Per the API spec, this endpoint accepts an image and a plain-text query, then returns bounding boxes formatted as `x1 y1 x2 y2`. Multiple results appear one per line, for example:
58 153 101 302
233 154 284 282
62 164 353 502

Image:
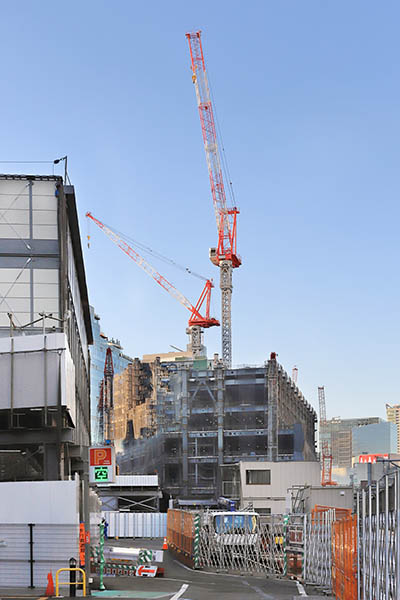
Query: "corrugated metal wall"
0 524 79 588
99 475 159 487
103 512 167 538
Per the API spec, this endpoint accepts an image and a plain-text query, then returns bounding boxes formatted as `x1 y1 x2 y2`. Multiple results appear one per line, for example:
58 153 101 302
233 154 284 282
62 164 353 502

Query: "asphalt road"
89 538 306 600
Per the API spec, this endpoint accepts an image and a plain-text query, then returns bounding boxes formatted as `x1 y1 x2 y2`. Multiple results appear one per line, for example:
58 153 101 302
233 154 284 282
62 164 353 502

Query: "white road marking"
172 560 195 572
170 583 189 600
296 580 307 595
242 580 275 599
163 577 191 583
172 559 246 578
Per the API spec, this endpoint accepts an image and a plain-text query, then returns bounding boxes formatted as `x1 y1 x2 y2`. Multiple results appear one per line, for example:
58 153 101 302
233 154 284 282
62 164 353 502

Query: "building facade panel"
239 460 321 514
320 416 382 468
89 306 133 444
386 403 400 453
352 421 397 458
0 174 92 484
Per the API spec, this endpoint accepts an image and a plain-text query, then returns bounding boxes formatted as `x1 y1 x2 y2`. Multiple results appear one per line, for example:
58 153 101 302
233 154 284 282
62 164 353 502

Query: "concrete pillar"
43 443 59 480
267 353 278 462
82 448 90 586
216 364 225 497
181 369 189 496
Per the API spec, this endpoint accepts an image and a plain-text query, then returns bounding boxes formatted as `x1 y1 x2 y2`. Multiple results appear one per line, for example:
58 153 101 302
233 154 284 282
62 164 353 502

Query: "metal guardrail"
55 567 86 597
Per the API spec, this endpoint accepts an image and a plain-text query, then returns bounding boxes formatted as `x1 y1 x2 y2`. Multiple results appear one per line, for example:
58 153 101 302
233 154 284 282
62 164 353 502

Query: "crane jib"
85 212 219 330
186 32 240 266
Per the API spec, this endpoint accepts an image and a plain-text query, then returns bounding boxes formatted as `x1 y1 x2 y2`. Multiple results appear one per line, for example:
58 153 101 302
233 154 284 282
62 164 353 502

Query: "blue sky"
1 1 399 420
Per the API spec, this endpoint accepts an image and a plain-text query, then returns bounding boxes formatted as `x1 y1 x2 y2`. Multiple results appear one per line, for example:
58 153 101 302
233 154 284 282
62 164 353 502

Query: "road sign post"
98 521 105 591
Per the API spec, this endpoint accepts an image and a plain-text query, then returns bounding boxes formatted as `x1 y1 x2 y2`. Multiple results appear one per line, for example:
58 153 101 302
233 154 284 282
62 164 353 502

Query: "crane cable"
207 70 237 209
86 216 208 283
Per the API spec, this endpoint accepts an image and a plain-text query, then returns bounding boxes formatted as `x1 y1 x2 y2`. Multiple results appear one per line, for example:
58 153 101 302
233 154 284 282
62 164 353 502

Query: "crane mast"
86 212 219 358
318 386 336 486
97 380 104 443
186 31 240 368
104 347 115 442
97 348 115 443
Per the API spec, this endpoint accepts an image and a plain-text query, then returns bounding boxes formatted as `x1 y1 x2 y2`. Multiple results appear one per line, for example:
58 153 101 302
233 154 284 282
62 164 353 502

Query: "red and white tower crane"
186 31 240 368
86 212 219 357
103 347 114 442
318 386 336 486
97 347 114 443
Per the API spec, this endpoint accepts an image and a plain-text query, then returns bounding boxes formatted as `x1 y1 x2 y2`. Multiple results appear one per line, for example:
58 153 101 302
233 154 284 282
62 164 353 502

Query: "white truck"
202 510 259 548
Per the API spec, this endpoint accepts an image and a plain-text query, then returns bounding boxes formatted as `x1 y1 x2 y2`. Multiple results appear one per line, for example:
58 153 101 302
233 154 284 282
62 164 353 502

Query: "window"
214 514 258 533
255 508 271 515
246 469 271 485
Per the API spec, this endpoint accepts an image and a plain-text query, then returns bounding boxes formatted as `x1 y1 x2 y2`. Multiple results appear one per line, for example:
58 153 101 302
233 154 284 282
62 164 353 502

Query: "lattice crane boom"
97 347 115 444
104 347 114 442
318 385 327 424
186 30 240 368
86 212 219 356
186 31 241 267
318 386 337 486
186 31 240 265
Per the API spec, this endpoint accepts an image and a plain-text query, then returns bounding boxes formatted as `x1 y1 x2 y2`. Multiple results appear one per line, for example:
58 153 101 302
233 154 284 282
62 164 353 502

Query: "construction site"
117 352 317 504
87 31 319 506
1 15 396 599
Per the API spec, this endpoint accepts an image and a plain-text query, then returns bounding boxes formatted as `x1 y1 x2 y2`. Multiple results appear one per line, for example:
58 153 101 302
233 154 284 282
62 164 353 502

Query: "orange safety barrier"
167 509 195 567
312 505 352 522
331 514 357 600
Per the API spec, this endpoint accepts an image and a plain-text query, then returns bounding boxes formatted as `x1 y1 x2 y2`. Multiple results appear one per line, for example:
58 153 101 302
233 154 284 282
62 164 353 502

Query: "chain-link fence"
167 508 342 591
198 513 288 575
357 469 400 600
303 511 333 588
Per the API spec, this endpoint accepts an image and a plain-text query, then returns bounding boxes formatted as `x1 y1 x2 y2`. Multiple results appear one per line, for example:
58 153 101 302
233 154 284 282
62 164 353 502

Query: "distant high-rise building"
113 357 170 441
89 306 132 443
352 421 397 459
320 417 382 468
386 404 400 453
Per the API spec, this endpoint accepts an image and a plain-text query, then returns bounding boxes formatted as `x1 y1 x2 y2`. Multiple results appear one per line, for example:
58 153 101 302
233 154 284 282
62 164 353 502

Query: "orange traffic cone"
45 571 55 597
162 537 168 550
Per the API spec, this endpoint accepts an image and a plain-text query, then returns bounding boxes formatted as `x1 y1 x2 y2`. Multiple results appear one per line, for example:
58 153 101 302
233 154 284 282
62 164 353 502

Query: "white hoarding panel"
0 333 76 423
0 480 79 524
103 512 167 538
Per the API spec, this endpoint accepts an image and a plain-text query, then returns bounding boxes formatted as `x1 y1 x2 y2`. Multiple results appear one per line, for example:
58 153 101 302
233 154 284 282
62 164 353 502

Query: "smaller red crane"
86 212 219 357
97 347 115 443
318 386 337 486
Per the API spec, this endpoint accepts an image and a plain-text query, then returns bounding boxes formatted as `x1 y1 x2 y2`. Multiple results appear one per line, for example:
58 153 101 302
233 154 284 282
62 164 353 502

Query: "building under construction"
118 352 318 504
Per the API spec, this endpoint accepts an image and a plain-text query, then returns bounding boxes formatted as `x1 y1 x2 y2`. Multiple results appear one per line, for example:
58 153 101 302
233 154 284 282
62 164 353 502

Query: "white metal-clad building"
239 460 321 514
98 475 162 512
0 174 92 481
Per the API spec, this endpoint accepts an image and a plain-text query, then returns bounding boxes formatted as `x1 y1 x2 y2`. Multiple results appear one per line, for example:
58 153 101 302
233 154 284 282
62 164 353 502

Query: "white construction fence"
103 512 167 538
